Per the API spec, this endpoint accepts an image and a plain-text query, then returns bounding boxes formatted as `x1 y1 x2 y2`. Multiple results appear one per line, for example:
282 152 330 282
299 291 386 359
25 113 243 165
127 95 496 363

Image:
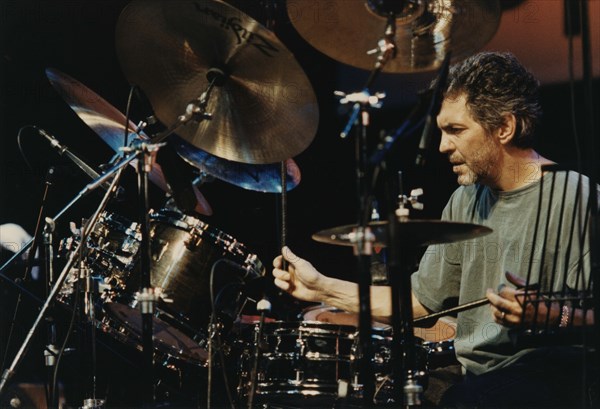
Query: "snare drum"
299 305 457 403
237 321 357 400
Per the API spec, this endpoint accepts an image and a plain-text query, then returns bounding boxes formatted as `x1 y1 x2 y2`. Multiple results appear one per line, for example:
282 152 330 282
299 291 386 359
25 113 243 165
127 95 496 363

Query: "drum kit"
0 0 502 407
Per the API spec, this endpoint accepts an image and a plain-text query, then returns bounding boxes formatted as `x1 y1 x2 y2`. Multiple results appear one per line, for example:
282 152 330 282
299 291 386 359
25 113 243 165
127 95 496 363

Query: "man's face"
436 94 501 186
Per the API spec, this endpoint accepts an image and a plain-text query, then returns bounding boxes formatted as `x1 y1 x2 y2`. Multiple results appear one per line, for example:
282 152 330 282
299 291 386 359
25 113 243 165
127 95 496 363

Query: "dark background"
0 0 597 405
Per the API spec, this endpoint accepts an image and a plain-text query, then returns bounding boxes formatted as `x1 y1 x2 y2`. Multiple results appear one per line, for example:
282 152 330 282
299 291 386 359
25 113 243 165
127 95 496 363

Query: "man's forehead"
437 95 470 125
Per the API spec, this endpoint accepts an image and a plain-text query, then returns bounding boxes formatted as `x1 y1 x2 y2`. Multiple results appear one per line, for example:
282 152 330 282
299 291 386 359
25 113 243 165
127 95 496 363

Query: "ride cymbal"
287 0 501 73
313 219 492 247
115 0 319 164
45 67 213 216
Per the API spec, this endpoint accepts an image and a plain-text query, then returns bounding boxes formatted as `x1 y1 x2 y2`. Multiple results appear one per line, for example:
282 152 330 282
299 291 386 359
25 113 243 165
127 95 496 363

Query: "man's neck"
488 148 554 191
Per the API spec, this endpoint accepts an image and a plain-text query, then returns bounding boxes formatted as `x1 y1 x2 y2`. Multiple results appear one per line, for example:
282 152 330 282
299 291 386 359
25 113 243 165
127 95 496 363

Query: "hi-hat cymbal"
45 67 213 216
313 219 492 247
287 0 501 73
115 0 319 165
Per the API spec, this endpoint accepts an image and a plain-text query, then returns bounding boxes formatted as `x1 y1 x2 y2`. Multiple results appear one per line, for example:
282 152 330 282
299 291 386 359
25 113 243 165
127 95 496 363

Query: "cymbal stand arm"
148 71 222 145
0 158 128 397
366 13 397 86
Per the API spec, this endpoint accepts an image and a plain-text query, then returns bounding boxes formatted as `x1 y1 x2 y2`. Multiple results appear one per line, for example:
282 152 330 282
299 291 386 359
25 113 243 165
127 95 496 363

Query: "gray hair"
442 52 542 148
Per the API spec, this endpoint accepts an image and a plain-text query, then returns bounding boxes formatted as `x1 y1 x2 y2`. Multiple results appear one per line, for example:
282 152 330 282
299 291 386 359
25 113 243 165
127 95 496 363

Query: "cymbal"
312 219 492 247
175 138 300 193
115 0 319 164
287 0 501 73
45 67 213 216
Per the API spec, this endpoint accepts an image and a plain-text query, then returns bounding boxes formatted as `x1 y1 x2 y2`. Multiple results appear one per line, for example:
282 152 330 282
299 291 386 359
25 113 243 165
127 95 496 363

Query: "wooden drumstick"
414 297 489 325
280 161 288 271
414 280 539 325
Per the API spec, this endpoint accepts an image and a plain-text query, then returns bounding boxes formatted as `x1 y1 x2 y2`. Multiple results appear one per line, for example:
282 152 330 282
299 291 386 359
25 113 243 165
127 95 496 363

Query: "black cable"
123 85 135 150
208 259 235 409
16 125 37 174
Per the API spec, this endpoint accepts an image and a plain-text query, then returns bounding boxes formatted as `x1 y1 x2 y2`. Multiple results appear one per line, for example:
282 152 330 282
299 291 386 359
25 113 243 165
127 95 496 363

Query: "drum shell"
237 321 358 399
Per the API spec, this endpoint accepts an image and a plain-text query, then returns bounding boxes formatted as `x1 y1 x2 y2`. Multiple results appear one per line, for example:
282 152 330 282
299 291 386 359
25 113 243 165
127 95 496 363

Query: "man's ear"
496 113 517 145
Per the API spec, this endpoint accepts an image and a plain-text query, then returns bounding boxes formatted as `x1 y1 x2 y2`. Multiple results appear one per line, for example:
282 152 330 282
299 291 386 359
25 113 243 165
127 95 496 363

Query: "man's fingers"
505 271 527 288
487 289 513 314
273 255 283 268
282 246 302 264
274 278 290 291
272 269 290 281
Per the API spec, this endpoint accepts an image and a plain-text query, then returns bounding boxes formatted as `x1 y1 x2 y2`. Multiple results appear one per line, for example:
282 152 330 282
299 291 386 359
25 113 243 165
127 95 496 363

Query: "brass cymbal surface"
287 0 501 73
313 219 493 247
46 67 213 216
116 0 319 164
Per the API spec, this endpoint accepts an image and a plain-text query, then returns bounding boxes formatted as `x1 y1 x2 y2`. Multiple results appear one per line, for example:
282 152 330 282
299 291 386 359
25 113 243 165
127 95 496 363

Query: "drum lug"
184 230 202 250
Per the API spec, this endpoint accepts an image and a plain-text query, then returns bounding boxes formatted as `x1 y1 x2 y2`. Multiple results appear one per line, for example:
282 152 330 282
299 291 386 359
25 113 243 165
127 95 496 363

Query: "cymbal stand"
335 13 398 405
0 153 133 397
131 70 222 404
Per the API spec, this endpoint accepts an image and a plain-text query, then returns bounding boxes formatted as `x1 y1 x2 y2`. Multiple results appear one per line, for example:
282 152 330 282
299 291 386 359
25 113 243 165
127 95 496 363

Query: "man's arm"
272 246 432 323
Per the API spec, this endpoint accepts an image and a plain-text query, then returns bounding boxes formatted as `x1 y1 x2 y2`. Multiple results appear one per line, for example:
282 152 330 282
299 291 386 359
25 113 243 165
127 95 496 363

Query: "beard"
450 140 500 186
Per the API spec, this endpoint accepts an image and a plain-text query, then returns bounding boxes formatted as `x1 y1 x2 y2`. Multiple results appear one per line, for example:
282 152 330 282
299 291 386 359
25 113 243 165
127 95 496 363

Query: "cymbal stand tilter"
335 9 399 405
0 152 134 399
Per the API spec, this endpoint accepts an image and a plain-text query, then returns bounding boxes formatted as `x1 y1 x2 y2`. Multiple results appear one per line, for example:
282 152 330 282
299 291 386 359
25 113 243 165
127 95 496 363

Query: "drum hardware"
246 296 272 409
0 153 131 398
328 4 423 402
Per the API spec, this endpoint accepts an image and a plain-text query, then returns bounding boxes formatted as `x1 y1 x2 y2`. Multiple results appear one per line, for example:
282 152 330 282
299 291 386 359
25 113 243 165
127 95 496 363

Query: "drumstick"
413 280 540 325
414 297 489 325
280 161 288 271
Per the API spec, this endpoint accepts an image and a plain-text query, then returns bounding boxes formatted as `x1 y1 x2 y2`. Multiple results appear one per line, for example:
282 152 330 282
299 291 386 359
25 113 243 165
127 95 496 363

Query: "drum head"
102 302 208 365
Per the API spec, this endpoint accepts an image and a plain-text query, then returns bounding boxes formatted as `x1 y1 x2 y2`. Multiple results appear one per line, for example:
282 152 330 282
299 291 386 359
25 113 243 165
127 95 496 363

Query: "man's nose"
439 133 453 154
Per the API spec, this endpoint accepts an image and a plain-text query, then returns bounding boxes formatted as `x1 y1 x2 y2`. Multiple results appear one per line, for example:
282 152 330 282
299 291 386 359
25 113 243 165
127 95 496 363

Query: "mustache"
448 155 464 165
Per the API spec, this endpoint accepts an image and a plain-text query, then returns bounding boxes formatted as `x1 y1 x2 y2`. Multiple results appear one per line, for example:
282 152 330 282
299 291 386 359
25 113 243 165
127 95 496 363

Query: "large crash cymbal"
287 0 501 73
313 219 492 248
45 67 213 216
115 0 319 165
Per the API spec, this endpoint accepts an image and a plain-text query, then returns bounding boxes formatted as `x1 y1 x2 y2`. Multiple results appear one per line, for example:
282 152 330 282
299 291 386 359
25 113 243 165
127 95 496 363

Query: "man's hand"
487 272 551 327
272 246 326 303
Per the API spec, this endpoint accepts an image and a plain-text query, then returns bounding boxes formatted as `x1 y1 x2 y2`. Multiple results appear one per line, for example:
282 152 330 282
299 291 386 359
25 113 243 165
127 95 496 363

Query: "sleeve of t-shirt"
411 189 463 313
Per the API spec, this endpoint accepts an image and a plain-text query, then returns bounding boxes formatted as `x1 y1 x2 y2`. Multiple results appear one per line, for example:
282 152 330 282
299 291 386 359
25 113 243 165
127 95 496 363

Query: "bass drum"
102 209 265 366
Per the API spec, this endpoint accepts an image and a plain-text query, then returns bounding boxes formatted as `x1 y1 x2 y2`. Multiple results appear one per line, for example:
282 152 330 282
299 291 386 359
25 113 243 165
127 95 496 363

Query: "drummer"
272 52 595 407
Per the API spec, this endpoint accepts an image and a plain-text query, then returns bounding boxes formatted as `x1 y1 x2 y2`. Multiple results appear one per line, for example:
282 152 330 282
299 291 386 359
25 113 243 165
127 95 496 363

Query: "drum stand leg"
246 298 272 409
0 159 130 398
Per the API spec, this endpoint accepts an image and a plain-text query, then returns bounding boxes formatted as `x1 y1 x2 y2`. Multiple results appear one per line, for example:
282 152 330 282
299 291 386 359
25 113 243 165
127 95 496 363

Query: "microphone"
415 52 452 166
35 127 125 196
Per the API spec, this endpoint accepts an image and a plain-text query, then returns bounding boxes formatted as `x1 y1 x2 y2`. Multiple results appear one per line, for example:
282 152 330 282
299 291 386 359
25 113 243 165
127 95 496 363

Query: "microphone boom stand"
0 154 134 397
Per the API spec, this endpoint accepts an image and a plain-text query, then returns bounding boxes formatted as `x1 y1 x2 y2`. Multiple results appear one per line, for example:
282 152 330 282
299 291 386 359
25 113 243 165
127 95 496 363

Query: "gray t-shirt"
412 170 593 375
